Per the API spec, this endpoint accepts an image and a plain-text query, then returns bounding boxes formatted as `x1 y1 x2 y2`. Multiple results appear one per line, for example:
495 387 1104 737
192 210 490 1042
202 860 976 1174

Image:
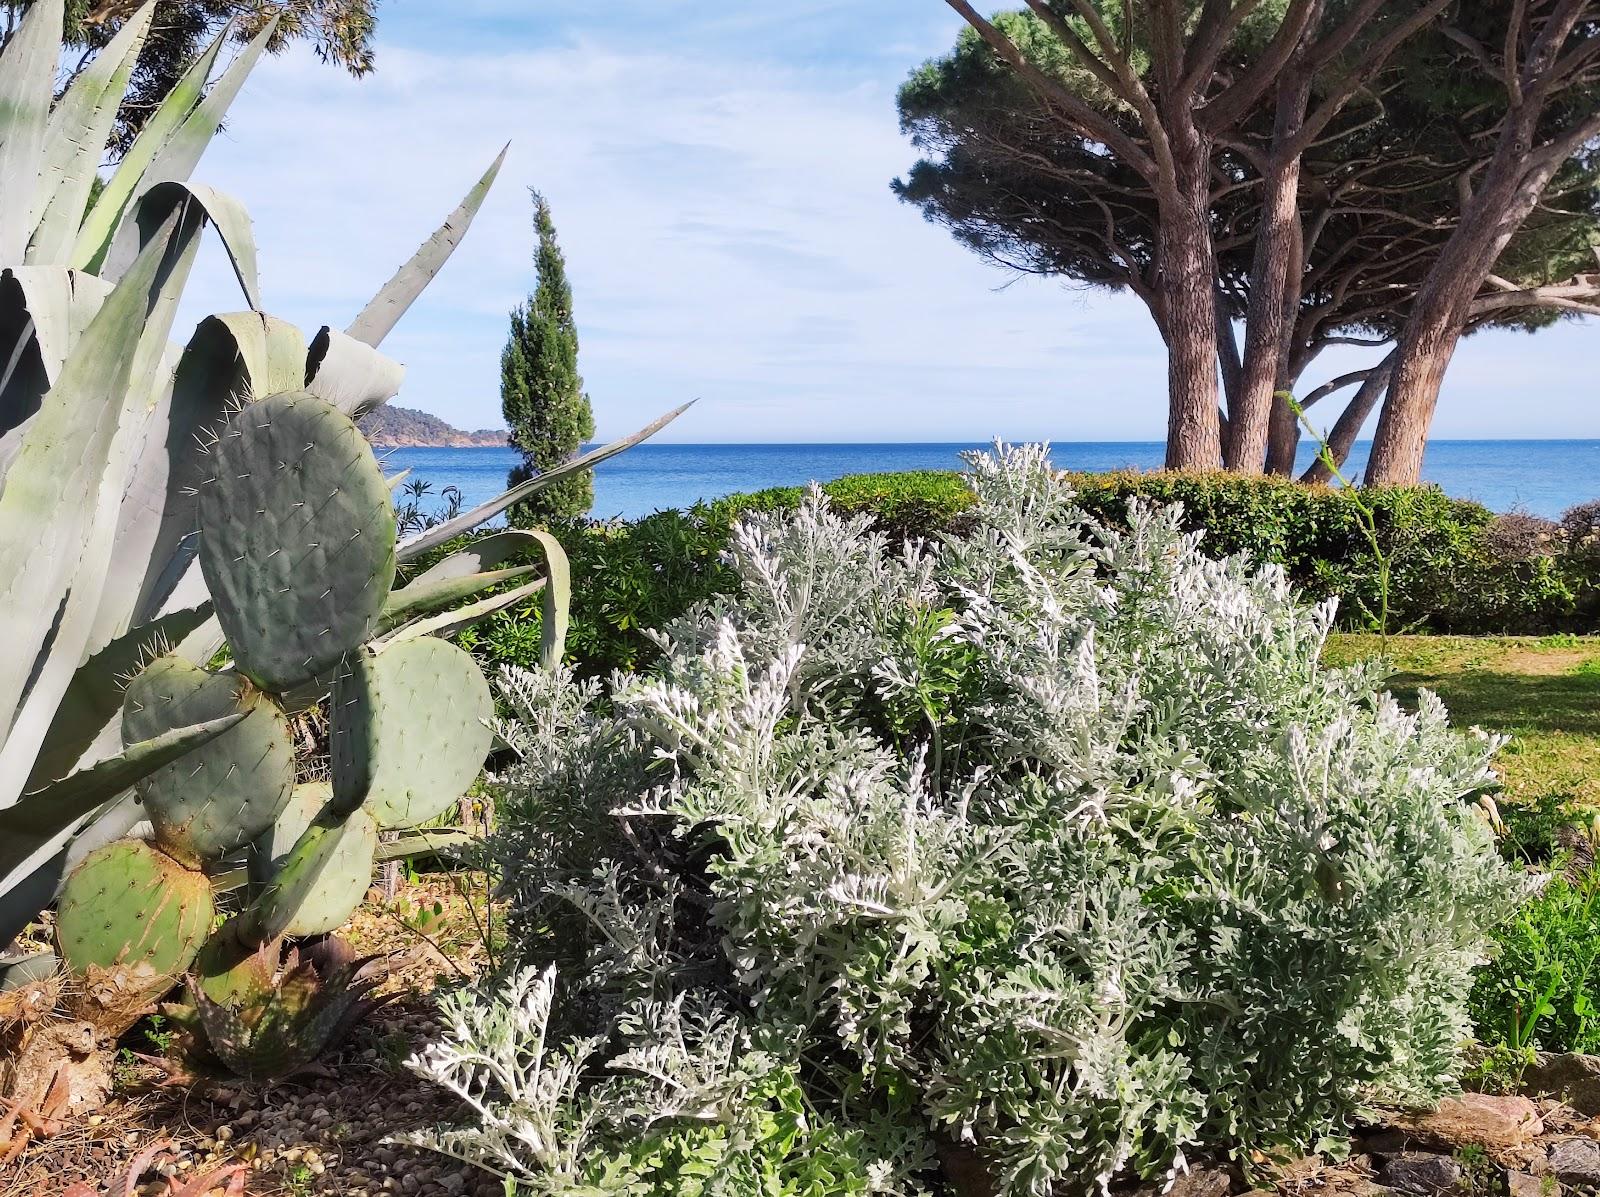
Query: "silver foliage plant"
408 444 1516 1196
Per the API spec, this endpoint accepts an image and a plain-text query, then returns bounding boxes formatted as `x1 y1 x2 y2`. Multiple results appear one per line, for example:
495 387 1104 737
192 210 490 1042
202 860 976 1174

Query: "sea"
378 440 1600 523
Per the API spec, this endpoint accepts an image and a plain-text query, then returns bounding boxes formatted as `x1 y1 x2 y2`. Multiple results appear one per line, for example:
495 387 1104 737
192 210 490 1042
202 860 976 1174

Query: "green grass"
1325 634 1600 806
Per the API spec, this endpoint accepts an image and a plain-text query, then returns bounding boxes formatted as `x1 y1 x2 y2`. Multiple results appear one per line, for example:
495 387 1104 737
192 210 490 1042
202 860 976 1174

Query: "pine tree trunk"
1159 131 1223 471
1301 360 1393 484
1366 106 1566 485
1227 74 1312 474
1265 394 1300 475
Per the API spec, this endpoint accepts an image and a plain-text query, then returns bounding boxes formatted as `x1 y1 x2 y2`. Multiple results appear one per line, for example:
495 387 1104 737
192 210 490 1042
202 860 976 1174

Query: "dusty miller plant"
406 445 1516 1196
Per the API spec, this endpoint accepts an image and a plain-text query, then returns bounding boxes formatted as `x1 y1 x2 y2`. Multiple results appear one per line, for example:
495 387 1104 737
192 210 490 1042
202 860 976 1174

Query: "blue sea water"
379 440 1600 523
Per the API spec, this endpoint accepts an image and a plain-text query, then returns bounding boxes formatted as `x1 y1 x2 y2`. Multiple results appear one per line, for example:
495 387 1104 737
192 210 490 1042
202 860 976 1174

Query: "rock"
1385 1094 1544 1151
1506 1171 1548 1197
1549 1137 1600 1186
1379 1152 1464 1193
1168 1166 1233 1197
1525 1054 1600 1116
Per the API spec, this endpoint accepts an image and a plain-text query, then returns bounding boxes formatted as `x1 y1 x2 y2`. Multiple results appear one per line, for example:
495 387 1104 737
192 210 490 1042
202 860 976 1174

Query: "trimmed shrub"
410 447 1514 1196
445 468 1600 683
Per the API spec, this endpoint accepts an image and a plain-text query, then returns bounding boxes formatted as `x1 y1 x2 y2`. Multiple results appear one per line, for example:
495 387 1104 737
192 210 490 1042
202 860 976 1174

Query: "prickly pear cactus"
55 841 213 984
122 656 295 866
250 787 378 940
196 390 397 693
330 638 494 827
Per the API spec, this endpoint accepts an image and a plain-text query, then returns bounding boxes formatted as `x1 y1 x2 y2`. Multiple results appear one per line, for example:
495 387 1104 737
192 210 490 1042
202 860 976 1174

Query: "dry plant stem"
1288 390 1392 647
383 907 473 984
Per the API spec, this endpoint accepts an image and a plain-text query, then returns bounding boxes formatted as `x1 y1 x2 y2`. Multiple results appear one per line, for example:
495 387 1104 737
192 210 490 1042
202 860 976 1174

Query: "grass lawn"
1325 634 1600 807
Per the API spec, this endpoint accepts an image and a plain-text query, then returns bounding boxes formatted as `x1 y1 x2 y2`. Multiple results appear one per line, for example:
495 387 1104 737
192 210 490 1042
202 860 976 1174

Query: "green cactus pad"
56 840 213 983
191 919 277 1007
122 656 295 866
329 638 492 828
249 787 377 940
196 390 397 693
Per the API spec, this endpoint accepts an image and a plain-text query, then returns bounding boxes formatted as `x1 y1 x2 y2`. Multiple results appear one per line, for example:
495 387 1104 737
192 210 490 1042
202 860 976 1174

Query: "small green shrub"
1470 873 1600 1056
413 446 1515 1196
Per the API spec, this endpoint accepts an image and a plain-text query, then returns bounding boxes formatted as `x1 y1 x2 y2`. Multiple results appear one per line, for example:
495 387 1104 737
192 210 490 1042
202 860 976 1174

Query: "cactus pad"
190 919 277 1007
56 841 213 984
122 655 295 865
329 638 492 828
250 787 377 939
196 390 397 692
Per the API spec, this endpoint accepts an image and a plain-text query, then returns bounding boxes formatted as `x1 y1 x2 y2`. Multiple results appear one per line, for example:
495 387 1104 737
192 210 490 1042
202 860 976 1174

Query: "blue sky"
175 1 1597 442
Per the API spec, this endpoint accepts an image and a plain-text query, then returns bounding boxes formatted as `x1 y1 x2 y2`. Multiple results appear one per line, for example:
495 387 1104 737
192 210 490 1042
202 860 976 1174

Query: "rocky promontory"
359 404 507 448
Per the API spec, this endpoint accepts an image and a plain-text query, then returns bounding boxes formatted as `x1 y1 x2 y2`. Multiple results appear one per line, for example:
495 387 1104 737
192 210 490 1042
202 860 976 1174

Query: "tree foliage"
901 2 1600 480
1 0 380 153
502 190 596 524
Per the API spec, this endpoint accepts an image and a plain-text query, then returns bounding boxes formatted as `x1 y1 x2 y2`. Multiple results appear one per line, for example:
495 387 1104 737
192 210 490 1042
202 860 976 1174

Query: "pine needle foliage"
410 445 1517 1196
502 189 595 524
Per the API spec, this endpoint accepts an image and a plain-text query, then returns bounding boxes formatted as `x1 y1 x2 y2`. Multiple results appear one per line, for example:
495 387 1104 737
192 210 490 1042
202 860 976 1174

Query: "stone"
1549 1137 1600 1187
1506 1171 1550 1197
1379 1152 1464 1194
1525 1054 1600 1117
1167 1166 1233 1197
1385 1093 1544 1151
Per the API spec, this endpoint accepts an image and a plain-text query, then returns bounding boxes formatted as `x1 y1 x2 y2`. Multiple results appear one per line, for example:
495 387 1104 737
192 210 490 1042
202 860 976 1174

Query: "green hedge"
447 469 1600 677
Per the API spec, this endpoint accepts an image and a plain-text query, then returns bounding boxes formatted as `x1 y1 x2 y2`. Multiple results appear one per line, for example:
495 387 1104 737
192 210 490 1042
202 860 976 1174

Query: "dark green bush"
455 471 979 679
449 468 1600 679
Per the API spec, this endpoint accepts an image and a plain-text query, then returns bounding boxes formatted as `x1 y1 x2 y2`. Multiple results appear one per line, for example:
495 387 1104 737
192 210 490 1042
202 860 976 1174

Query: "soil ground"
3 872 504 1197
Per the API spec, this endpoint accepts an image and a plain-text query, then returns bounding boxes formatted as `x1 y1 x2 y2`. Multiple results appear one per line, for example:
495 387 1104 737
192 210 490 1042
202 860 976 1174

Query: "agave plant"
161 934 390 1084
0 0 687 957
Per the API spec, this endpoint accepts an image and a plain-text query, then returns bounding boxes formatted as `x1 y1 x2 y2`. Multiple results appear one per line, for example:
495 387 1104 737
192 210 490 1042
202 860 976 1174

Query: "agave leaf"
128 18 280 220
304 325 405 418
344 143 508 348
407 529 544 586
0 950 57 991
375 829 476 863
0 0 62 264
385 468 412 490
525 530 572 670
378 576 547 648
0 213 180 739
0 712 245 900
377 565 539 637
73 21 228 272
27 602 216 795
0 267 115 445
0 267 115 390
104 181 262 308
213 829 475 896
0 204 205 808
27 1 157 265
396 402 694 562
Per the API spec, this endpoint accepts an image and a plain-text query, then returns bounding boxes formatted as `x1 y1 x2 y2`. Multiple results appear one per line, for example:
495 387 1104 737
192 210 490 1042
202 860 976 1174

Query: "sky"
174 0 1598 443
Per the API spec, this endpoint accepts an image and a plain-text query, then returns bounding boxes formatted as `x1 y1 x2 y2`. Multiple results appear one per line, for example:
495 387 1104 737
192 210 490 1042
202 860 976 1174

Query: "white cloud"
170 4 1595 443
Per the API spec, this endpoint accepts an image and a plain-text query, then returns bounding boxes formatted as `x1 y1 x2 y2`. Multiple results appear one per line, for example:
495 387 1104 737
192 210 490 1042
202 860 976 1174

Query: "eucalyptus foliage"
411 445 1515 1196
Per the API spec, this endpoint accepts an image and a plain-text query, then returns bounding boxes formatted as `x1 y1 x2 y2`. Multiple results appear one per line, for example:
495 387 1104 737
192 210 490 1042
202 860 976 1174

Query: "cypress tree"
502 190 595 523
